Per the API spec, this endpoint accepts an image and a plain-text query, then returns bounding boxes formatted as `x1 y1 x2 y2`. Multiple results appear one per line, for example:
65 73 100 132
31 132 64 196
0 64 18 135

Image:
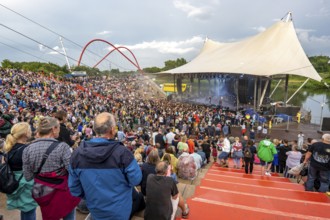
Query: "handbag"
32 141 80 219
0 147 24 194
299 166 308 176
288 163 305 176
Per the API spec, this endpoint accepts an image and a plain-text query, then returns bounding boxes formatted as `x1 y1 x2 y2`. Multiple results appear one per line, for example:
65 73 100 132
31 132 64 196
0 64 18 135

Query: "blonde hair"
37 117 59 136
273 139 279 145
181 135 187 143
134 152 143 163
4 122 31 153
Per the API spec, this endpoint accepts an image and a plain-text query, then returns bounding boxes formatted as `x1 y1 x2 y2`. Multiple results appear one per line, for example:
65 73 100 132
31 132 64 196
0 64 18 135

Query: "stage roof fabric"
161 20 322 81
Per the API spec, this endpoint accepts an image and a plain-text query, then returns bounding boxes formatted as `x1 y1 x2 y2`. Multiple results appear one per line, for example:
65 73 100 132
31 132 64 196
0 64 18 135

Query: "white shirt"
165 132 175 145
222 138 231 152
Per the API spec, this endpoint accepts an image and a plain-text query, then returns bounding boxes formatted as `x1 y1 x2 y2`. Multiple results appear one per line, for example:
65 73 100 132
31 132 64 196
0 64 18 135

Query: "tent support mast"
269 79 282 98
173 74 176 95
257 78 262 111
198 77 201 95
259 79 269 107
236 77 239 111
254 77 257 111
286 78 310 104
284 75 289 106
59 36 71 72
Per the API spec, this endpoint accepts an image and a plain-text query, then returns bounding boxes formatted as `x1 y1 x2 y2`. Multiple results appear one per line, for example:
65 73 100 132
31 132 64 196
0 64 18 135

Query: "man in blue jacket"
69 112 142 220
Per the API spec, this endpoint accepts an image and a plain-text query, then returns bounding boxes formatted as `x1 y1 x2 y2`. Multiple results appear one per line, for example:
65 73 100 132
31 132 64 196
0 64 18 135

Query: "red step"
204 173 303 190
183 198 327 220
200 179 329 203
193 187 330 218
210 164 281 176
207 170 290 182
213 162 262 170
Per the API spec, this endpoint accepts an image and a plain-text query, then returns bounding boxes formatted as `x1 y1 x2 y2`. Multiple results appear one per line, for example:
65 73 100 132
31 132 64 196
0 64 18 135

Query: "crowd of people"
0 67 329 220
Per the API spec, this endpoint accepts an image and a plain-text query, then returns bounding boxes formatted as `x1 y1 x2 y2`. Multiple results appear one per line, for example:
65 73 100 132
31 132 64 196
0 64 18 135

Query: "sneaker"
182 204 190 219
265 171 272 176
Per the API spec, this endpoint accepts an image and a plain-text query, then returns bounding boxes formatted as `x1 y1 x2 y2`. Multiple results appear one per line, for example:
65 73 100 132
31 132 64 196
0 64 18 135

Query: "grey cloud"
173 0 215 20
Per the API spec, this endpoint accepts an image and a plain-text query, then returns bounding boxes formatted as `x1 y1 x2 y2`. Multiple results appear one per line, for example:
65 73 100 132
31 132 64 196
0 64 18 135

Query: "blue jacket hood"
78 139 122 164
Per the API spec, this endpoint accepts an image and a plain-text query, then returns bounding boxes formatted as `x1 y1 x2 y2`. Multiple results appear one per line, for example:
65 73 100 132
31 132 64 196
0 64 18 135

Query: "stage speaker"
238 78 249 104
176 78 182 94
322 117 330 131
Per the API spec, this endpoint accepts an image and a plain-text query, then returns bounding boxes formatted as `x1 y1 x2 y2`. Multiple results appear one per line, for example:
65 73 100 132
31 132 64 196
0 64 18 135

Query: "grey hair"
93 113 115 136
155 161 168 175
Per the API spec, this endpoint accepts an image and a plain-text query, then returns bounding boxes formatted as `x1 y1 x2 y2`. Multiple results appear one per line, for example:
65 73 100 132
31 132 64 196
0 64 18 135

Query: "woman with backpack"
3 122 38 220
243 140 257 174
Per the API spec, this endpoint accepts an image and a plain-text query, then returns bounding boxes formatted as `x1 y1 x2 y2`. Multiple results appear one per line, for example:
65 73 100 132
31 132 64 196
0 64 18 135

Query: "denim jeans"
305 165 330 192
233 157 241 167
63 209 76 220
21 208 36 220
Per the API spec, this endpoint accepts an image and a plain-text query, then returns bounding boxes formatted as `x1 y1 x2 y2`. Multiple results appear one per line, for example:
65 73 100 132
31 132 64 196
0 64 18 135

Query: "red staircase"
182 163 330 220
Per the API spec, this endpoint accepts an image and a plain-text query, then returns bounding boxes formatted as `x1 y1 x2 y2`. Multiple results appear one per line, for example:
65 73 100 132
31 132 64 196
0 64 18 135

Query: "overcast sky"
0 0 329 71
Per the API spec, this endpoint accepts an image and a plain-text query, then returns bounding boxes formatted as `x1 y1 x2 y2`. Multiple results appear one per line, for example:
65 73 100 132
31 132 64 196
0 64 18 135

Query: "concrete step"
204 173 304 190
207 169 290 182
193 187 330 218
200 179 330 203
185 197 328 220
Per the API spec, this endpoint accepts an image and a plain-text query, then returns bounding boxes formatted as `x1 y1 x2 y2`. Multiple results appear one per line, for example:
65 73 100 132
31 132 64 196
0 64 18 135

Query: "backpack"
244 148 253 159
178 155 197 180
0 152 24 194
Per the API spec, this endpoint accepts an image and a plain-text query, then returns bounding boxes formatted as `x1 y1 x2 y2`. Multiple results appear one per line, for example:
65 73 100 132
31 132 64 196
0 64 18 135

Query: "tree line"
1 56 329 90
0 57 188 76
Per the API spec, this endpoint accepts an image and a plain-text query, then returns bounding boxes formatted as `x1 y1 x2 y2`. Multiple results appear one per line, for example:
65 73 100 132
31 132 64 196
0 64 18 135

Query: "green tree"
162 58 187 71
1 59 13 68
309 56 330 74
110 68 120 74
143 67 161 73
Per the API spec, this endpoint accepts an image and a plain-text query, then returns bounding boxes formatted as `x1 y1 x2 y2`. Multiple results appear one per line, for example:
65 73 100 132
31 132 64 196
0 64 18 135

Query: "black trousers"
279 161 286 173
244 158 254 174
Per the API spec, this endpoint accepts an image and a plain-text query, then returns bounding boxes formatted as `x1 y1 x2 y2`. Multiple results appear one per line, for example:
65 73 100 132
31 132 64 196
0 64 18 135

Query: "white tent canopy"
162 19 322 82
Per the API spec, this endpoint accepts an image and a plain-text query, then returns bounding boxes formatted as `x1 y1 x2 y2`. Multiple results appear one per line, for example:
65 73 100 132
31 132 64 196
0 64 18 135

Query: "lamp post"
308 96 329 132
320 102 324 131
